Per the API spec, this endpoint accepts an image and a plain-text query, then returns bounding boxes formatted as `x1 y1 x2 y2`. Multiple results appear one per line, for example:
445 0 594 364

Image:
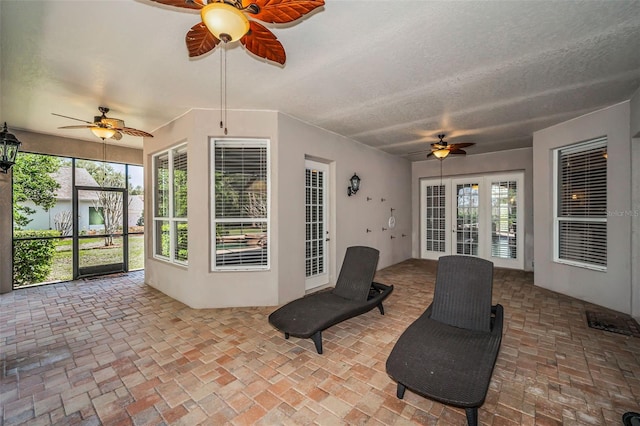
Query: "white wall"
630 87 640 320
411 147 534 270
0 3 8 294
632 85 640 139
533 101 632 314
277 113 412 305
0 170 11 294
144 109 412 308
144 109 279 308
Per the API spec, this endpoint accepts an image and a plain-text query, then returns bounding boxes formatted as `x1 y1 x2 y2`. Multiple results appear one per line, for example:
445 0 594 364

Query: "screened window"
212 139 269 270
554 137 607 269
153 144 188 265
12 153 144 287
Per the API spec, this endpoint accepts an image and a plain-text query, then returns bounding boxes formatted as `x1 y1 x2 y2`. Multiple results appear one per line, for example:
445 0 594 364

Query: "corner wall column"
0 171 13 294
632 136 640 320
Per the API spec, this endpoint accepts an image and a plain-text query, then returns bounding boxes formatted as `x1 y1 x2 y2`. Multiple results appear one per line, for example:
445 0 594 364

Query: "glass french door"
305 160 329 290
489 178 519 262
422 183 448 255
421 173 523 269
454 180 480 256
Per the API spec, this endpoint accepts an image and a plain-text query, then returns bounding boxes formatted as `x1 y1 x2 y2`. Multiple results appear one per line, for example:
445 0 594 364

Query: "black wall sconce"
347 173 360 196
0 122 21 174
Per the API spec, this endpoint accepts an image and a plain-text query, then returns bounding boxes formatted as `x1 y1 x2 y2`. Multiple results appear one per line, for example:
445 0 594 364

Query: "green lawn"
45 234 144 283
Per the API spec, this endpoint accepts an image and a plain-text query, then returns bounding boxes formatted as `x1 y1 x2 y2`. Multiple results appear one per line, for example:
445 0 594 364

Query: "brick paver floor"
2 259 640 425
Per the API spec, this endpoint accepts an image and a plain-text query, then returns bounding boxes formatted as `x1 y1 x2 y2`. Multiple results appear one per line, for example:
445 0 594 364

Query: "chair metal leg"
311 331 323 354
465 407 478 426
377 302 385 315
396 383 406 399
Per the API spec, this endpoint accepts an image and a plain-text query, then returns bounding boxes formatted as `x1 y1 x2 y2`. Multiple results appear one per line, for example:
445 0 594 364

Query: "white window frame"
210 138 270 271
152 143 188 266
553 137 607 271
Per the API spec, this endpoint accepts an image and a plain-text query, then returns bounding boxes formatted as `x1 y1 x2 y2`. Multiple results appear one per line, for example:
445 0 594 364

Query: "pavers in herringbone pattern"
1 260 640 425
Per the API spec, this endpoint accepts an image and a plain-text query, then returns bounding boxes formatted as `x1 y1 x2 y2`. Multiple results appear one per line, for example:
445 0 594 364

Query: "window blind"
213 140 269 269
555 137 607 269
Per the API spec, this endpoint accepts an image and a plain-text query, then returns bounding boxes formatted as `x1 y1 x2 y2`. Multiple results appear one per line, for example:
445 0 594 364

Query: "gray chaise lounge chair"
268 246 393 354
386 255 503 426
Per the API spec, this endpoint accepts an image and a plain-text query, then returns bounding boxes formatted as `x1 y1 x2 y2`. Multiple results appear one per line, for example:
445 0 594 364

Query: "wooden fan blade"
52 113 94 124
186 22 220 57
406 149 431 156
147 0 204 10
58 125 94 129
119 127 154 138
244 0 324 23
449 143 475 149
449 149 467 155
241 21 285 65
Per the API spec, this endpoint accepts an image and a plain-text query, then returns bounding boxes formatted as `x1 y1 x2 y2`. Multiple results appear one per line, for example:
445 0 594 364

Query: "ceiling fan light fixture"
201 2 250 43
91 126 116 140
433 148 450 160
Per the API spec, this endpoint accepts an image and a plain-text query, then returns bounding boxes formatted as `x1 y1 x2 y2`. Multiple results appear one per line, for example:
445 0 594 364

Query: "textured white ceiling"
2 0 640 159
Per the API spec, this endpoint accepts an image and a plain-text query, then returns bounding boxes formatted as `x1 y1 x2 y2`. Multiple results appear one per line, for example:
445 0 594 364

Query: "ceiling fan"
427 134 475 160
52 107 154 140
148 0 325 65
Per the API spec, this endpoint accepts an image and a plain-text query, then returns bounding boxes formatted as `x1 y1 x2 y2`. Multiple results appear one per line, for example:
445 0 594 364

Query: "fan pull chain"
219 44 228 136
224 44 228 135
219 47 224 133
102 139 107 187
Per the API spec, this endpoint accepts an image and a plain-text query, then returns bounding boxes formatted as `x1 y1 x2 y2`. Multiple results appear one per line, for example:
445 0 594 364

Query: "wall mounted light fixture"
0 122 21 174
347 173 361 196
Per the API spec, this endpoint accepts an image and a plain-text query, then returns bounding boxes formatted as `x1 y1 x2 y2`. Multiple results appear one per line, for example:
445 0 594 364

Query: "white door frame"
419 181 450 259
420 172 524 269
305 160 330 290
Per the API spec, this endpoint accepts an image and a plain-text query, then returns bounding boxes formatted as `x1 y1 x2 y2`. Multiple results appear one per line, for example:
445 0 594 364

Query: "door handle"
326 238 330 241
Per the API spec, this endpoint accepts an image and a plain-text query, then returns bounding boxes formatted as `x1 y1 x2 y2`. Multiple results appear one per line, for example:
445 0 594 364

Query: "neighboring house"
23 167 100 234
128 194 144 228
24 167 145 234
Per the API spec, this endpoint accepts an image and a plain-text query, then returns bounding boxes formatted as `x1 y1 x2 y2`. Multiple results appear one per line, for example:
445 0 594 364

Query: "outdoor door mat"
586 310 640 337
